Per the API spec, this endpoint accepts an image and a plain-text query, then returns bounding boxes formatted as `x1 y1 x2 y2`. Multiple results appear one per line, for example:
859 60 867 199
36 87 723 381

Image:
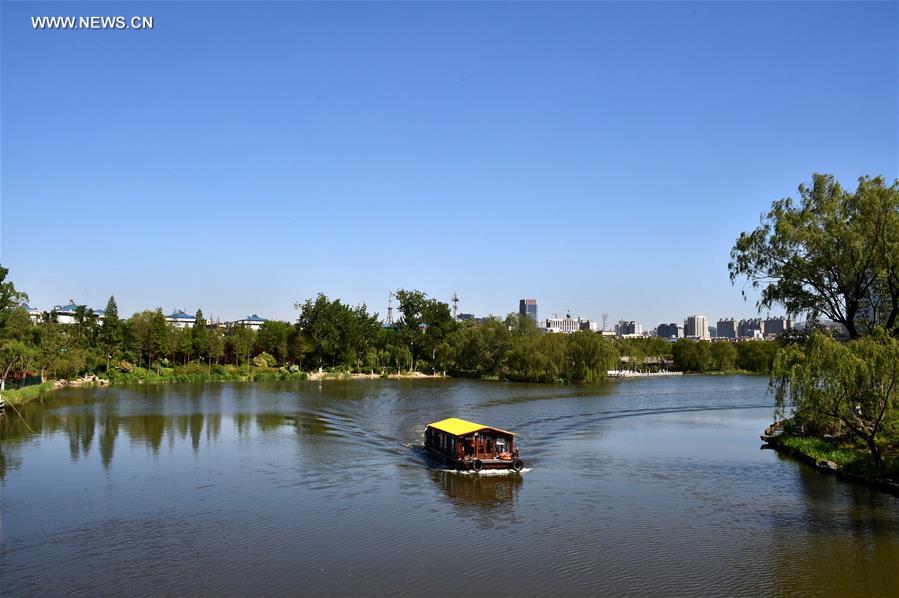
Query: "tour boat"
424 417 524 472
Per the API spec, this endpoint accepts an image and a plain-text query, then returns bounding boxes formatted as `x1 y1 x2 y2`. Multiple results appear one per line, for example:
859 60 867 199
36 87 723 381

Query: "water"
1 376 897 596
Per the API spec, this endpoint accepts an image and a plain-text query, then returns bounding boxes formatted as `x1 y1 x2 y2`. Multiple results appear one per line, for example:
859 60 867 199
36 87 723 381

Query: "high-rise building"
615 320 643 336
579 319 598 332
684 315 710 340
738 318 764 339
657 323 683 339
716 318 737 339
763 317 793 337
519 299 538 324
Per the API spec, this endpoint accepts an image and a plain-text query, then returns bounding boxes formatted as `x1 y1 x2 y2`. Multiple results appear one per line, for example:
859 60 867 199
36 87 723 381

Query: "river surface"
1 376 897 596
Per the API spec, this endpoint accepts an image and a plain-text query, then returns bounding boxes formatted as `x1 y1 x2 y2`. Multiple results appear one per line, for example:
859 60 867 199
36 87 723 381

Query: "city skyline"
2 2 896 326
20 285 795 335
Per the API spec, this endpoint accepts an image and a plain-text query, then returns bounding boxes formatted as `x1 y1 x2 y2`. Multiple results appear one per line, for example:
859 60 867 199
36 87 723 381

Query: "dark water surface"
2 376 897 596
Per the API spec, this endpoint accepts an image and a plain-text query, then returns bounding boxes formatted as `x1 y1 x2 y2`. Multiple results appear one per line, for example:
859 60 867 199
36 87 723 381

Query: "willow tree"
773 330 899 466
729 174 899 338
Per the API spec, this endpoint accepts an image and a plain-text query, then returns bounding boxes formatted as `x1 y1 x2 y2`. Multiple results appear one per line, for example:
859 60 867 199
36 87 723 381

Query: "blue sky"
2 1 897 327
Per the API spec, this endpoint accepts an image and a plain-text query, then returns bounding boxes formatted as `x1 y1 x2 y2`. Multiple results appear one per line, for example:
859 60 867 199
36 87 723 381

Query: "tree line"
1 274 781 388
731 173 899 470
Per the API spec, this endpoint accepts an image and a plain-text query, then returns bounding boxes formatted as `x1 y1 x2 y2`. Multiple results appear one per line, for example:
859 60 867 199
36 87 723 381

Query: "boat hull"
426 446 524 472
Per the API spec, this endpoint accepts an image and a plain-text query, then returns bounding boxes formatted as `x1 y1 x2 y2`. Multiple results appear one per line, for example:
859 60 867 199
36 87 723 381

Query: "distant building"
763 316 793 338
22 304 43 324
684 315 710 340
166 310 196 329
545 313 581 334
519 299 538 324
716 318 737 339
656 323 683 339
579 319 598 332
615 320 643 337
738 318 764 339
52 300 105 325
233 314 267 331
475 315 503 325
457 313 475 322
52 301 80 324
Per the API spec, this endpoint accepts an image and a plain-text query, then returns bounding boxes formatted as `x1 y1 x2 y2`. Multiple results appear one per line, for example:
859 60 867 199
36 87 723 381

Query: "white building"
52 301 105 325
545 314 582 334
233 314 267 331
23 304 43 324
166 310 196 329
684 315 710 340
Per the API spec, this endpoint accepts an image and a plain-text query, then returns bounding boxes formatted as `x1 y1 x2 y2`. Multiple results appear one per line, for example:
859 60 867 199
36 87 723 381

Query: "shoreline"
761 430 899 496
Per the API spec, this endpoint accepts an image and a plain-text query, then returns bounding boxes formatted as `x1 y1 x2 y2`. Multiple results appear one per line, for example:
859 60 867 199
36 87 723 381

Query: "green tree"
207 328 225 368
150 309 168 372
735 340 778 374
393 289 456 371
672 339 711 372
227 326 255 366
295 294 379 369
0 265 28 336
98 296 121 369
124 310 154 368
255 320 291 365
709 342 737 372
191 309 209 364
1 339 37 391
729 174 899 338
773 330 899 466
35 319 63 380
568 331 618 382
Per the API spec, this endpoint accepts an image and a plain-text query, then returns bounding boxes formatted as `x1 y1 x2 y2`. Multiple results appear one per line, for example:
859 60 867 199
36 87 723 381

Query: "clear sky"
1 1 897 327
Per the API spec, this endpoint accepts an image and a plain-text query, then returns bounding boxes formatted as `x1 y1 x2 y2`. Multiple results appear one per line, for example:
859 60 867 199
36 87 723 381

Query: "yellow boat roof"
427 417 515 437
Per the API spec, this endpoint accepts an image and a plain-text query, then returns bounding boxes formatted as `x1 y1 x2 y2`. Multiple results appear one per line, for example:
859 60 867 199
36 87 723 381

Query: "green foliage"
255 320 293 365
227 326 256 366
779 434 899 480
191 309 209 360
2 381 55 406
1 339 37 388
735 340 778 374
295 293 380 369
98 296 121 362
392 289 458 371
773 330 899 466
672 339 711 372
252 351 277 368
709 342 738 372
0 264 28 336
730 174 899 338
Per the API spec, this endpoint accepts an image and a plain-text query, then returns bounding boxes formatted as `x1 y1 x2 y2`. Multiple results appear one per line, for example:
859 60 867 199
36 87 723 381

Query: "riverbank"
762 429 899 496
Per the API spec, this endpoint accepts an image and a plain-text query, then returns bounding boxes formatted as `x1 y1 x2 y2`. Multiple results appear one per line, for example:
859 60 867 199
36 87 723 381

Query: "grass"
2 381 56 406
103 365 308 385
779 433 899 480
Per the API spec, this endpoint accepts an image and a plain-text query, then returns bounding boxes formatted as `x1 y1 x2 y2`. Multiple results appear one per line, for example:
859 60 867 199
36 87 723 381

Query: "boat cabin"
425 417 523 472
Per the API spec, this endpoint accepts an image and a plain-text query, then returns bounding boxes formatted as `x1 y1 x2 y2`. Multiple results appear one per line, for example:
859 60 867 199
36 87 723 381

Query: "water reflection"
430 468 522 512
766 454 899 595
0 391 278 479
4 377 899 596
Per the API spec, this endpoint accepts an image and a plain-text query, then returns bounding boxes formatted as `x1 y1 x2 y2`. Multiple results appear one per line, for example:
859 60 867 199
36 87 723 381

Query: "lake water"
1 376 897 596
